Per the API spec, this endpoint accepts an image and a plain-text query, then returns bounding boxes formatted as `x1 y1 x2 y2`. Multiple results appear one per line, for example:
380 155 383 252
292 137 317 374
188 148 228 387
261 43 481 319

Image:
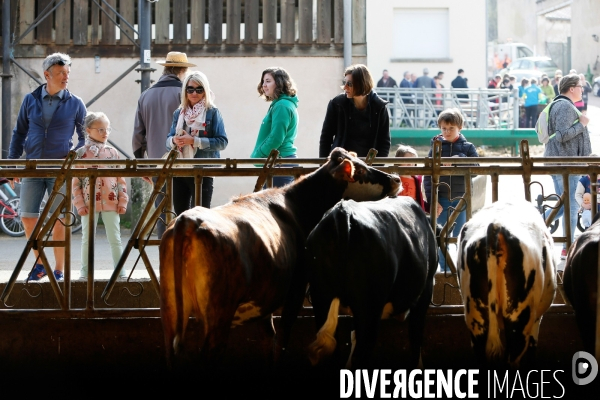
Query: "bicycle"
0 181 82 237
0 181 23 236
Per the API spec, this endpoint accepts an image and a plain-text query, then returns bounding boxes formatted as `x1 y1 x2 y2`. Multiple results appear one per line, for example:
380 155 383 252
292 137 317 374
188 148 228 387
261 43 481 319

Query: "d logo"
572 351 598 385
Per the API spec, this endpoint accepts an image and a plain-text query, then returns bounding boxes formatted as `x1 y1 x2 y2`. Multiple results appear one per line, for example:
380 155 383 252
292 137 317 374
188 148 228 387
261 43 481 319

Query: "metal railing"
376 87 519 129
0 142 597 318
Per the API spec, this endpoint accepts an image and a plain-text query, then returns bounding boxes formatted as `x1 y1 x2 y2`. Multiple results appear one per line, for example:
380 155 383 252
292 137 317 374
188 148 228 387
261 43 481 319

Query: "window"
392 8 450 60
517 47 533 58
535 60 559 69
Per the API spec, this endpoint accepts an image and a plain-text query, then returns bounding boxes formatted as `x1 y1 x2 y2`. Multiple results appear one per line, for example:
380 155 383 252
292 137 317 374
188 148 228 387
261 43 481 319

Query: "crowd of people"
490 68 593 128
1 51 595 279
377 68 470 94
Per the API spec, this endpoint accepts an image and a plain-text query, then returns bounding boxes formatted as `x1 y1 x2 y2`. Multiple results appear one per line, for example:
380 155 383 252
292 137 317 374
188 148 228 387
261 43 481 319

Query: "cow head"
328 147 400 201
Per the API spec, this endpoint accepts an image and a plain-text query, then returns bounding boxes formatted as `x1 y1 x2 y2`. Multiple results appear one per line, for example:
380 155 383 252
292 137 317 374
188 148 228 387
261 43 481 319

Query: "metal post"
2 0 12 159
138 0 152 92
343 0 352 68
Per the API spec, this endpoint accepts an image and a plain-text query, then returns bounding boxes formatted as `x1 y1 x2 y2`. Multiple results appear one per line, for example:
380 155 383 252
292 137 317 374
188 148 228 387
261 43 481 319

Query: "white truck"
488 42 534 76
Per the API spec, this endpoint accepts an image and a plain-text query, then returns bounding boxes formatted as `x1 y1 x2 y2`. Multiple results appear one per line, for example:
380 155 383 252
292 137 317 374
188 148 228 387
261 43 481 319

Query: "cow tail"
172 217 189 354
307 297 341 366
485 222 505 362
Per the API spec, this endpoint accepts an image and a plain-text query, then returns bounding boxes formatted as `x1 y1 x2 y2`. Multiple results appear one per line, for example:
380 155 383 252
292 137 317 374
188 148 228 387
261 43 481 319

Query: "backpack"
535 98 581 144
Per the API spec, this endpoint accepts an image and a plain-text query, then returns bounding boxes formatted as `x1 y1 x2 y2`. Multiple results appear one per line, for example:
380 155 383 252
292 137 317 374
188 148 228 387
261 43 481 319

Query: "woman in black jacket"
319 64 391 158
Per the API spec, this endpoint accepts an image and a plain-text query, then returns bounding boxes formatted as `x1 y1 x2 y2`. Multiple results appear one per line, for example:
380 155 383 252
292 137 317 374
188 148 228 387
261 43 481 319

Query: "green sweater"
541 84 555 103
251 94 299 159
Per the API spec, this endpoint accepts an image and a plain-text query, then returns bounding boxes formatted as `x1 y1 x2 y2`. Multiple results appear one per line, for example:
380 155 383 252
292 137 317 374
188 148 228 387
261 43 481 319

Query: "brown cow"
159 147 400 368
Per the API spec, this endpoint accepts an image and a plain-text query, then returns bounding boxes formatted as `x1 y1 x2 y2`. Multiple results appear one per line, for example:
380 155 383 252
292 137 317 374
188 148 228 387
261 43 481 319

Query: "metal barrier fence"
0 142 598 320
376 87 519 129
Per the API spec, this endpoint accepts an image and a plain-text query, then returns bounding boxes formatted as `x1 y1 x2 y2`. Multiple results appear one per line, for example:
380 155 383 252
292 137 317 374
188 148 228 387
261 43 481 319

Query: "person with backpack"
540 74 591 259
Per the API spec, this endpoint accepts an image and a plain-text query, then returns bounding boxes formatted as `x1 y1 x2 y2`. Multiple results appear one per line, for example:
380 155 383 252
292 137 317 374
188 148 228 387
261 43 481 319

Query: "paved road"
1 95 599 281
0 225 158 282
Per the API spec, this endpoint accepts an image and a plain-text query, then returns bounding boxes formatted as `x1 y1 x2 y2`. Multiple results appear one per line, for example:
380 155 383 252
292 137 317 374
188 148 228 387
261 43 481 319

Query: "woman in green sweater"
541 77 556 103
251 67 299 188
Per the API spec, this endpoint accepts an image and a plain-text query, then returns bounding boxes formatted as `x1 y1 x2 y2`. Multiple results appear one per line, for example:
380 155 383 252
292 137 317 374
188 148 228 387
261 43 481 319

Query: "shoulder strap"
548 98 581 140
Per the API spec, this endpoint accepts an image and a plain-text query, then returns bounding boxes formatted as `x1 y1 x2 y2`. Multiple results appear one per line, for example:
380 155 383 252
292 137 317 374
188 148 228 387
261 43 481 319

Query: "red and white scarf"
176 100 207 138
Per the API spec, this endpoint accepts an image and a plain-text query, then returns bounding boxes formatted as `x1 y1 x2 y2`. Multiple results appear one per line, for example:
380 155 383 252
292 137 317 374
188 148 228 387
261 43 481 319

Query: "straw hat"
156 52 196 67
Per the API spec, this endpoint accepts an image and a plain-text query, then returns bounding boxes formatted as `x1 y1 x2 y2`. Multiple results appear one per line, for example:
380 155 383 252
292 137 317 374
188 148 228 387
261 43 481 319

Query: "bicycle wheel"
39 200 82 233
0 198 25 237
70 204 82 233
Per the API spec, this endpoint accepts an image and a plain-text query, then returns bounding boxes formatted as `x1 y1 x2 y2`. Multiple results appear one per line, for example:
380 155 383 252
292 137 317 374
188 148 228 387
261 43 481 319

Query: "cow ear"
348 151 358 157
331 159 355 182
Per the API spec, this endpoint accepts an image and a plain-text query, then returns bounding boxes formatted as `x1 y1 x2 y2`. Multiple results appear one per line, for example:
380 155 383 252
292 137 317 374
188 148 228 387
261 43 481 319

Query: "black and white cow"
562 214 600 354
456 200 557 368
159 148 400 368
306 196 438 369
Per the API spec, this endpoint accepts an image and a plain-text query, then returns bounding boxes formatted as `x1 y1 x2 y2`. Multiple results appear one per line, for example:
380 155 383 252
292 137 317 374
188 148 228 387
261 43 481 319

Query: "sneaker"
79 268 88 280
560 248 567 260
53 270 64 281
27 264 47 281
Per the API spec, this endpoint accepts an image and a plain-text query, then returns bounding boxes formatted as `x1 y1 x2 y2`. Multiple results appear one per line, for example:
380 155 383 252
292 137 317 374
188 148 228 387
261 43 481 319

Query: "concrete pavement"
0 224 158 282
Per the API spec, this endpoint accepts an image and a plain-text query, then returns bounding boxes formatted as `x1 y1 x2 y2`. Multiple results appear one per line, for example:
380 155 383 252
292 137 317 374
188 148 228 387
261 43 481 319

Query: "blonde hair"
395 144 418 158
180 71 214 110
84 111 109 129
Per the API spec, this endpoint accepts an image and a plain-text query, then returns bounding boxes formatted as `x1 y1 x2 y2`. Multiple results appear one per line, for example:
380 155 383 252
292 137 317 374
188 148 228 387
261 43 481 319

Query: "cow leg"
256 314 277 369
278 265 309 360
347 306 383 369
407 278 434 369
504 306 533 369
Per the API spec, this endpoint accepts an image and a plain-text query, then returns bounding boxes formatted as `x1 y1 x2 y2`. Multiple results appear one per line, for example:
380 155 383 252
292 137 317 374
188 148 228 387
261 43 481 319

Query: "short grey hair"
43 53 71 71
559 74 581 94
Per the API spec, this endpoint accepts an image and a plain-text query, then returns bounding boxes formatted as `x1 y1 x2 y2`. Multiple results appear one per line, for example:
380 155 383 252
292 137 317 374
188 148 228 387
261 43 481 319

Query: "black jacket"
423 133 479 202
319 92 391 158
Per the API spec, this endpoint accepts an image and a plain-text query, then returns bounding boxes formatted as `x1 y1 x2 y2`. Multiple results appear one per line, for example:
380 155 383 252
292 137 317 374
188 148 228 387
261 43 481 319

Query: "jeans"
524 105 538 128
544 174 579 243
20 177 66 218
172 176 214 216
436 197 467 272
80 211 125 277
265 154 298 189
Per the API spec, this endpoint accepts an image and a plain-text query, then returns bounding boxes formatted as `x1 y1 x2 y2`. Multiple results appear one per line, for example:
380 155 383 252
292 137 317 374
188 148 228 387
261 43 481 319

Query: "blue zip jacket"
9 85 86 160
423 133 479 202
166 107 228 159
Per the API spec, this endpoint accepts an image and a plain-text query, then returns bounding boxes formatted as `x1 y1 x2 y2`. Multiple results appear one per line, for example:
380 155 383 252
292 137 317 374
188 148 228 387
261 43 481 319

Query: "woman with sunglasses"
166 71 228 213
319 64 390 158
251 67 299 188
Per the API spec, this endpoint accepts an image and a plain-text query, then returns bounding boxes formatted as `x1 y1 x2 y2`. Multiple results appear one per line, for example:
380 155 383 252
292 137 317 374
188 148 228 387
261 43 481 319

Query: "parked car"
593 76 600 97
498 56 560 83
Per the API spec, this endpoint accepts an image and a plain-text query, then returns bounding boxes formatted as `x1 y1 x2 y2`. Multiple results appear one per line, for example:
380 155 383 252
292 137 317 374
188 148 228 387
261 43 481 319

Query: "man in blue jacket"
8 53 86 281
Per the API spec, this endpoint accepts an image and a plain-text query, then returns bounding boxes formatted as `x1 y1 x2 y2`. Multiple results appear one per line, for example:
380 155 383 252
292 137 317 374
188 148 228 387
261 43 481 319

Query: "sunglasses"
186 86 205 94
342 80 353 88
47 59 71 71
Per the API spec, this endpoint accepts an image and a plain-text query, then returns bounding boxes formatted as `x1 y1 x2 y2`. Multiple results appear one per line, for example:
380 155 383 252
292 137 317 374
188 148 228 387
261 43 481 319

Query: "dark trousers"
524 105 538 128
172 176 214 216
